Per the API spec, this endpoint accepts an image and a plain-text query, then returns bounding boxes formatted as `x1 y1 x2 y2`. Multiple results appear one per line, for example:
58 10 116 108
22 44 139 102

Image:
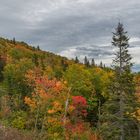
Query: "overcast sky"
0 0 140 71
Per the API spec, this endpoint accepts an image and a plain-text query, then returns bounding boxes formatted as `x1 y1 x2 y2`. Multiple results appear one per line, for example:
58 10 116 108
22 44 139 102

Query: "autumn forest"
0 23 140 140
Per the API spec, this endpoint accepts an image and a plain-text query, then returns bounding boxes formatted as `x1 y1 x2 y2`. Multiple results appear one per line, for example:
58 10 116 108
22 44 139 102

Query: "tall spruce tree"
75 56 79 63
99 61 103 68
91 58 95 67
84 56 90 67
100 23 139 140
13 37 16 44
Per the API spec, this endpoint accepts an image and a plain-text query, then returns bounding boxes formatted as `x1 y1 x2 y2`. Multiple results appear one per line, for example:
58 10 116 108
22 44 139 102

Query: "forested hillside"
0 23 140 140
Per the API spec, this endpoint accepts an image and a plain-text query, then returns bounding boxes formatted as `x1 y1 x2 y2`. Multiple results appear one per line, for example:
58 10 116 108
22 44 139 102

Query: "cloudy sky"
0 0 140 71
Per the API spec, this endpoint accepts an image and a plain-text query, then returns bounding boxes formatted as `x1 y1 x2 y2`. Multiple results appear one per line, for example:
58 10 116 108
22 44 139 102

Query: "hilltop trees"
100 23 139 140
75 56 79 63
84 56 90 67
91 58 95 67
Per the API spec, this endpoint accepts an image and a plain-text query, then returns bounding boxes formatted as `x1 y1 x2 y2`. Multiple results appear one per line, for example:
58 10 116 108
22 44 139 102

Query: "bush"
10 111 27 129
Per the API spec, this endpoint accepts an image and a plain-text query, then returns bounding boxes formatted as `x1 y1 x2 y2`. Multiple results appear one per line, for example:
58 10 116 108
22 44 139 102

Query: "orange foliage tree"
24 68 70 139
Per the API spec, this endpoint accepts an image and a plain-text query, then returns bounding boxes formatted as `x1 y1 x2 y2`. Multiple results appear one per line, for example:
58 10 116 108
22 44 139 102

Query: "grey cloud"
76 46 113 57
0 0 140 71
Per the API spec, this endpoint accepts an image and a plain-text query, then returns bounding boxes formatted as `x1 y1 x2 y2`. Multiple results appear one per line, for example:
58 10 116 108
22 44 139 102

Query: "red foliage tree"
72 96 88 118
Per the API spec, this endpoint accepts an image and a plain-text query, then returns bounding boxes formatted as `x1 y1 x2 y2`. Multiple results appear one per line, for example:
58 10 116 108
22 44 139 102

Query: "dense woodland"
0 23 140 140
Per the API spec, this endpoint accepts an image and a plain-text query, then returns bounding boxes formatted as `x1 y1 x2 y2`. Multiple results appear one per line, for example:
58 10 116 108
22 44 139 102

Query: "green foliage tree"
10 110 27 129
100 22 139 140
88 67 113 127
32 53 39 66
3 59 34 109
64 64 94 98
0 55 6 81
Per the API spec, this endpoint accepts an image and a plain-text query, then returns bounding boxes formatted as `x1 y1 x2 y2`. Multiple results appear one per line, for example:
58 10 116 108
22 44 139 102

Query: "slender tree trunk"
35 105 40 132
119 44 124 140
98 99 101 131
120 93 124 140
40 111 47 134
63 87 71 140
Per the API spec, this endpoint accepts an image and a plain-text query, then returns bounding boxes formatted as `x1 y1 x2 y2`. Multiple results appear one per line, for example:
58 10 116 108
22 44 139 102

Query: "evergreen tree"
13 37 16 44
91 58 95 67
75 56 79 63
84 56 90 67
37 45 40 51
100 22 139 140
99 61 103 68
